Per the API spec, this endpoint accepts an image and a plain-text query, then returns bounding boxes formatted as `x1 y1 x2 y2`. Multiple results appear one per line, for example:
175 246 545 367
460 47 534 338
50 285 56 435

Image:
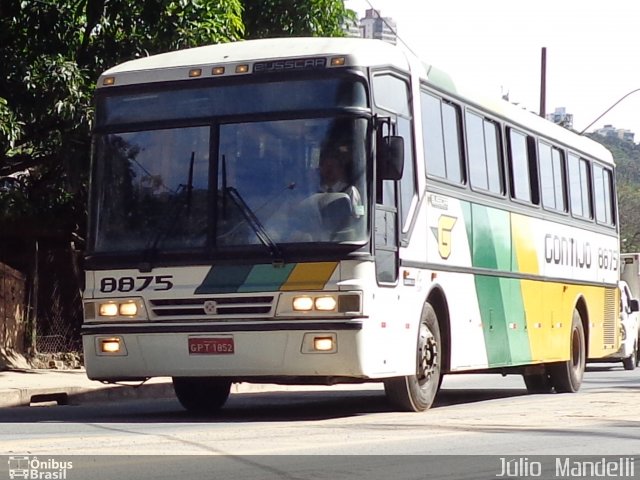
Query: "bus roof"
100 37 410 79
99 37 612 165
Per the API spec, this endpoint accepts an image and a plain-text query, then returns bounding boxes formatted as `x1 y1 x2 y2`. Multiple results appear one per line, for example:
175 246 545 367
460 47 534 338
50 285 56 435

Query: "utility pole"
539 47 547 118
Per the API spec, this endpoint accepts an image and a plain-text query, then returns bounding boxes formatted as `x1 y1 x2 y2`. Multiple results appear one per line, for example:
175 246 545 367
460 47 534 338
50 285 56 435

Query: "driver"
318 143 363 217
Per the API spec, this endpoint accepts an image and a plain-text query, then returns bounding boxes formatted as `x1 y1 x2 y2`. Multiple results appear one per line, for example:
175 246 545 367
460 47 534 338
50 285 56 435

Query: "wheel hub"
417 325 438 382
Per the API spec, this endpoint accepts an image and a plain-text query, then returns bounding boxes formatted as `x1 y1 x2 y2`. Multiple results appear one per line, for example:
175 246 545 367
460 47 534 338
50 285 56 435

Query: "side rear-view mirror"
377 135 404 181
629 298 639 313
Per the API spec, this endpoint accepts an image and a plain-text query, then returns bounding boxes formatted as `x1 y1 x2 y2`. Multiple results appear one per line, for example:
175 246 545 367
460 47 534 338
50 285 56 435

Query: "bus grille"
149 295 275 319
603 288 616 346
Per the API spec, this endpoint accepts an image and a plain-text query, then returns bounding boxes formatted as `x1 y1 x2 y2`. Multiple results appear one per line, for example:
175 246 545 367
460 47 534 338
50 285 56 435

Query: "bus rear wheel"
522 368 553 394
549 310 585 393
172 377 232 414
384 302 442 412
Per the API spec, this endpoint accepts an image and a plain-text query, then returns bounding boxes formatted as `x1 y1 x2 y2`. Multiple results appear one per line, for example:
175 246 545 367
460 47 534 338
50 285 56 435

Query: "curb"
0 378 377 408
0 381 176 408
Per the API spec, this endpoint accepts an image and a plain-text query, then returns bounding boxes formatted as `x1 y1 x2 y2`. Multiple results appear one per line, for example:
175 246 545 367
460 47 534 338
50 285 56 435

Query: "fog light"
314 337 334 352
99 303 118 317
100 338 121 353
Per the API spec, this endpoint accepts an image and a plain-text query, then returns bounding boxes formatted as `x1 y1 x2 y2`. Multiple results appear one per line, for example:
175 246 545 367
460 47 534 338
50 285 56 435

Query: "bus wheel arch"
549 303 586 393
574 296 590 358
426 287 451 375
384 289 448 412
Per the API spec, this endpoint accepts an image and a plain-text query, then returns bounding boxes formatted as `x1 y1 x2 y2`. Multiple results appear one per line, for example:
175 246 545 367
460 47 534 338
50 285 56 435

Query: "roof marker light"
189 68 202 78
102 76 116 86
235 64 249 74
330 56 346 67
212 66 225 75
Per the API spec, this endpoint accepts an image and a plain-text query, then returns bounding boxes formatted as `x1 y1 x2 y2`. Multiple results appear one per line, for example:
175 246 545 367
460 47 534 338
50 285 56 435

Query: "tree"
0 0 244 237
589 134 640 253
243 0 354 38
0 0 353 239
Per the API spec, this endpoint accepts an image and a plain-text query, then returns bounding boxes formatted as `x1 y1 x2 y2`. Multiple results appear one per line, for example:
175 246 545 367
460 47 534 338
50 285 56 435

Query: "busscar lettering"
544 234 592 269
253 57 327 73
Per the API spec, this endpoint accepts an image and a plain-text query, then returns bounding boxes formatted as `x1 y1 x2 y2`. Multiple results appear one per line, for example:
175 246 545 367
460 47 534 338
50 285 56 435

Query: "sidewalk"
0 368 176 408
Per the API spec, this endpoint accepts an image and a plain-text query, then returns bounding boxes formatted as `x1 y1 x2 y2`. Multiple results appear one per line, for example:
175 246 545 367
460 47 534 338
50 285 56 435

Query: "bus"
82 37 620 412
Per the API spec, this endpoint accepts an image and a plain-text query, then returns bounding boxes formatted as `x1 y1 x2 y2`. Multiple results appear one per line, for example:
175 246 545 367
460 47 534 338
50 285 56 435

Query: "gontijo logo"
8 456 73 479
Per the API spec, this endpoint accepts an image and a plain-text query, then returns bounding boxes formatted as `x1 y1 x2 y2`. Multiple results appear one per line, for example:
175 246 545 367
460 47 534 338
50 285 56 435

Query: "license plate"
188 337 234 355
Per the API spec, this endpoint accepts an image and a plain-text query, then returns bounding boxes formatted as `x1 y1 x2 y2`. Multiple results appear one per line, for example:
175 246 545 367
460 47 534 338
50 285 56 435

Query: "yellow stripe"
280 262 338 291
511 213 539 275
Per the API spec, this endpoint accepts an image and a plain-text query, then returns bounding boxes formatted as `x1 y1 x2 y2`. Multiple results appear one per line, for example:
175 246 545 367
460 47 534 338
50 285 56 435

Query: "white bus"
83 37 620 412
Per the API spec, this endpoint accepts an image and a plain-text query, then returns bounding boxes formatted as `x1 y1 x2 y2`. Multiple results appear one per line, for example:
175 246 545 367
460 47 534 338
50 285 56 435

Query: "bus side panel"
429 197 617 370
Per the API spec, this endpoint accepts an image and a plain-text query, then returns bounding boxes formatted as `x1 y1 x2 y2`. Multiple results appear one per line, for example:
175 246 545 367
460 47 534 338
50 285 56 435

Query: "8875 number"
99 275 174 293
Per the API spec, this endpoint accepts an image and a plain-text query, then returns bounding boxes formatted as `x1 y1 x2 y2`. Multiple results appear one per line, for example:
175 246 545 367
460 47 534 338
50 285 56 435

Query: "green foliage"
0 0 244 238
589 134 640 253
243 0 355 38
0 0 352 242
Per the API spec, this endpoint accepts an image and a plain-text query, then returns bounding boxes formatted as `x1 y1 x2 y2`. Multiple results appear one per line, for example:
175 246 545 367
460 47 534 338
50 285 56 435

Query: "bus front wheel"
172 377 232 414
622 342 637 371
384 302 442 412
549 310 585 393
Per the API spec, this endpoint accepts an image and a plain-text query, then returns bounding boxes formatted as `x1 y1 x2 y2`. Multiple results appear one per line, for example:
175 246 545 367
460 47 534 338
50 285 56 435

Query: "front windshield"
91 116 369 255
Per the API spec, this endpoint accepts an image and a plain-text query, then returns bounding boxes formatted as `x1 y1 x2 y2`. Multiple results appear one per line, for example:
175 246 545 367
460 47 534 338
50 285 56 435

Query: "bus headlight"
85 298 148 322
99 303 119 317
292 296 314 311
281 292 362 316
314 296 337 311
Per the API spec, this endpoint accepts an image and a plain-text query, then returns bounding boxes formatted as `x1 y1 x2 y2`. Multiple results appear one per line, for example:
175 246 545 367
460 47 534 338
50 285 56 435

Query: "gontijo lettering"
544 234 592 269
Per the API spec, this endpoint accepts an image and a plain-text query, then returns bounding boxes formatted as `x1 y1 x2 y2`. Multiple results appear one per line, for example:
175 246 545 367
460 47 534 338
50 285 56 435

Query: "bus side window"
593 163 615 226
372 73 416 235
538 141 567 212
421 91 463 184
507 128 539 205
465 111 503 195
568 153 593 220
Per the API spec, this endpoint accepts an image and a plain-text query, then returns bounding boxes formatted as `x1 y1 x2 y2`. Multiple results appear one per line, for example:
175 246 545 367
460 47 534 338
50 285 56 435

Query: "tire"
172 377 232 414
384 302 442 412
549 309 585 393
622 343 637 371
523 369 553 394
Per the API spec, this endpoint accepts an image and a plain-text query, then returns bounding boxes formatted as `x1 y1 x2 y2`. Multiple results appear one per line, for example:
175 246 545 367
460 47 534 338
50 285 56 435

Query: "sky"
345 0 640 139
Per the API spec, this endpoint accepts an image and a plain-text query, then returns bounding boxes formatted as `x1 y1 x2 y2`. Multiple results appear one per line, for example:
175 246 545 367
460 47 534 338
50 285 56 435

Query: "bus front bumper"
81 321 372 381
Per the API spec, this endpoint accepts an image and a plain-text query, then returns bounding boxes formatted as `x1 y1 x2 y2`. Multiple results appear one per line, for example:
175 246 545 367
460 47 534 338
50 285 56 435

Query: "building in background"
345 9 397 45
545 107 574 129
594 124 635 143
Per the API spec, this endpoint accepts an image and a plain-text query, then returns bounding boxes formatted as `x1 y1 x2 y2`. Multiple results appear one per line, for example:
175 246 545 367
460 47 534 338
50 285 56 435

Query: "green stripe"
504 278 531 363
238 264 296 292
195 265 253 294
476 275 510 366
464 203 534 366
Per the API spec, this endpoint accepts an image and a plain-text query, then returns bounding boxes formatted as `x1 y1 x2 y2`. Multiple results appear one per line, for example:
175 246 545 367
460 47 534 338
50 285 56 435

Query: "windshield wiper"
224 186 284 264
139 152 195 272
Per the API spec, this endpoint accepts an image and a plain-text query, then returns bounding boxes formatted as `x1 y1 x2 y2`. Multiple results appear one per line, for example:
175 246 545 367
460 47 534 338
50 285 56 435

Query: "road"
0 364 638 479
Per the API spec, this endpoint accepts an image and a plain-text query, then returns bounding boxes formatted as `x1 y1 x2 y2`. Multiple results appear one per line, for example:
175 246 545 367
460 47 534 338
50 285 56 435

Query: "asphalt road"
1 363 639 480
